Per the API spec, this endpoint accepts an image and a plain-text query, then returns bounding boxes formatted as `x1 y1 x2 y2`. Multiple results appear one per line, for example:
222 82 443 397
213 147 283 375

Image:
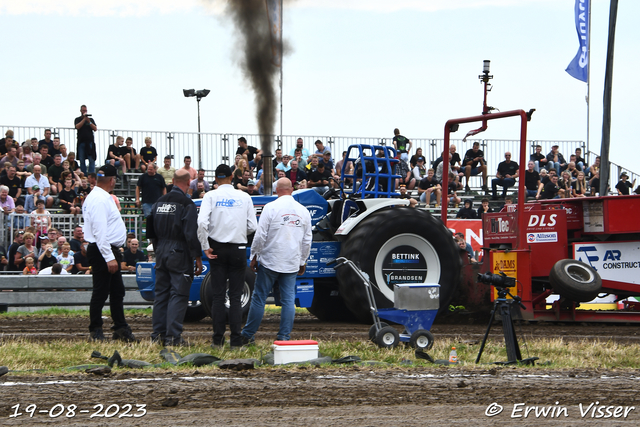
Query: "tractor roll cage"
342 144 401 199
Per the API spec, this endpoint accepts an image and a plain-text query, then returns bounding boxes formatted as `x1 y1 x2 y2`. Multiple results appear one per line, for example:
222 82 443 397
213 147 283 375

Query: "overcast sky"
0 0 637 170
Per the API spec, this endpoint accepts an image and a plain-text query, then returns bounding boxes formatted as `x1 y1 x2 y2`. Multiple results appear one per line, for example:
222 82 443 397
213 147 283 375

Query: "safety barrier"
0 275 148 312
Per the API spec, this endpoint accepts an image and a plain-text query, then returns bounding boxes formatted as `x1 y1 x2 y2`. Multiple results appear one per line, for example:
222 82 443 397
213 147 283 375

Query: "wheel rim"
564 263 594 283
382 332 396 345
373 233 441 301
225 282 252 309
415 335 430 348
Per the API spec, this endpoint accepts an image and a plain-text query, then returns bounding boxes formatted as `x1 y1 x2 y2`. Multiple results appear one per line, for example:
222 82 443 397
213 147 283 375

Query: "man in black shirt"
47 154 65 195
524 161 542 199
308 162 332 195
491 152 519 200
462 142 488 192
39 129 54 153
7 230 24 272
39 144 54 170
139 137 157 173
136 163 166 217
106 136 128 176
74 105 97 175
0 165 22 205
121 239 148 273
69 225 85 253
541 174 562 199
616 172 634 196
418 168 441 206
236 137 261 168
392 128 412 161
71 243 91 274
530 145 548 172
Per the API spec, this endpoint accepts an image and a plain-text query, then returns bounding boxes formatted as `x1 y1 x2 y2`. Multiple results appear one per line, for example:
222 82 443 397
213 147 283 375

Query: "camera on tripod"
477 271 516 289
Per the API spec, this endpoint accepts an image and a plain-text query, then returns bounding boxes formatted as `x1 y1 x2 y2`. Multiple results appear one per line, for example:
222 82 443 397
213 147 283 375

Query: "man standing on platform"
74 105 97 174
82 164 137 342
147 169 203 346
197 164 256 349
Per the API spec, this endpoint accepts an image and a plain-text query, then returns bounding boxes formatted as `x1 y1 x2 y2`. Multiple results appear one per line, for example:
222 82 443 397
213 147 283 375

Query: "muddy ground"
1 313 640 426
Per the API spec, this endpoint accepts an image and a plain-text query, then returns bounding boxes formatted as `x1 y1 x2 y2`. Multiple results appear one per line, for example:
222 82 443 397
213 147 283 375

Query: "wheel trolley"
330 257 440 349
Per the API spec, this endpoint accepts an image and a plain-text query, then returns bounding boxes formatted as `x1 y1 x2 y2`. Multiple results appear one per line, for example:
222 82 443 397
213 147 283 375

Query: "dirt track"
1 313 640 426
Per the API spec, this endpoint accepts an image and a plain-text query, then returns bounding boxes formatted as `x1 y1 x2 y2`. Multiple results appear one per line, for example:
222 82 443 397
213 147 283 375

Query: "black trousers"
208 239 246 347
87 243 127 332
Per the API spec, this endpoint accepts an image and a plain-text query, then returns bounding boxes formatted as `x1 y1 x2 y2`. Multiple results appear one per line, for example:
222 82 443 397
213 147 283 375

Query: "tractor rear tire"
200 266 256 319
306 280 358 322
337 207 461 323
549 259 602 302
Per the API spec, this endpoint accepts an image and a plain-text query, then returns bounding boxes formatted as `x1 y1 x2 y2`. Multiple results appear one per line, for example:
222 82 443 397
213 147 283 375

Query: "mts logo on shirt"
156 203 176 213
216 199 243 207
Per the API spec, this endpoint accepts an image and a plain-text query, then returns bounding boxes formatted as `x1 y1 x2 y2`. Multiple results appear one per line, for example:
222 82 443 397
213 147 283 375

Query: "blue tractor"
136 145 461 323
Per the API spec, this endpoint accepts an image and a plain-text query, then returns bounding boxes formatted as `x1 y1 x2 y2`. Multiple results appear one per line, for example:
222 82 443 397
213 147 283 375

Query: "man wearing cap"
241 177 312 344
616 172 634 196
147 169 203 346
546 144 566 176
246 179 260 195
412 156 427 180
24 165 53 209
82 164 137 342
197 164 257 349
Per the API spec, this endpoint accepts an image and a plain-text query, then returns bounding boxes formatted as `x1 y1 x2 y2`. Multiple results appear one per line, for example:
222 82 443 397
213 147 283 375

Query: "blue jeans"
242 265 297 341
547 161 561 175
526 189 538 198
142 203 153 217
492 177 516 197
77 143 95 175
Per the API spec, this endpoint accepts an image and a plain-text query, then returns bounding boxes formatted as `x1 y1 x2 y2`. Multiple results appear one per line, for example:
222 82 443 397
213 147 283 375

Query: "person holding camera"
74 105 97 175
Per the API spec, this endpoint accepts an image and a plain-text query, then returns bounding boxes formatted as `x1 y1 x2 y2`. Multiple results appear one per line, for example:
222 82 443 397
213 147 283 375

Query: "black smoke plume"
226 0 281 156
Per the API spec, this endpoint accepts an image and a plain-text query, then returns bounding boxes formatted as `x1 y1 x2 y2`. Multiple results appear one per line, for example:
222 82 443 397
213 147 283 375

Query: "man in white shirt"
24 165 54 208
241 178 312 344
197 164 257 350
83 164 137 343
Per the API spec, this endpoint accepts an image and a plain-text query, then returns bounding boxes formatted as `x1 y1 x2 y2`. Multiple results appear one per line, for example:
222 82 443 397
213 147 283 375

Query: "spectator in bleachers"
276 154 293 173
66 152 80 173
395 157 415 190
559 171 573 198
188 169 210 197
292 147 308 170
27 153 47 175
51 137 62 157
136 162 166 217
417 168 441 206
69 225 85 253
616 172 633 196
412 156 427 180
0 130 14 155
539 168 549 185
541 174 562 199
237 136 261 168
587 156 600 179
546 144 566 175
0 185 15 217
121 238 148 274
273 149 283 169
477 198 493 218
38 241 57 270
7 230 24 272
245 179 260 195
21 143 34 167
524 161 542 199
30 137 39 154
305 155 319 174
398 184 417 208
74 105 97 174
52 236 71 258
15 231 36 272
39 144 54 169
47 154 64 196
530 144 547 173
234 170 251 192
285 160 307 190
77 176 91 201
71 242 91 274
122 137 139 171
289 137 311 160
575 147 586 172
0 146 19 168
491 152 519 200
392 128 412 162
59 162 82 190
59 143 68 162
410 147 424 169
39 129 54 152
307 162 332 196
462 141 488 193
22 256 38 275
158 155 176 192
446 172 461 207
456 199 477 219
565 161 579 180
573 171 588 197
11 204 26 229
588 169 602 196
191 181 207 199
0 165 22 206
106 136 128 176
59 176 81 214
139 137 157 173
56 242 75 273
25 165 53 209
455 235 477 263
181 155 197 180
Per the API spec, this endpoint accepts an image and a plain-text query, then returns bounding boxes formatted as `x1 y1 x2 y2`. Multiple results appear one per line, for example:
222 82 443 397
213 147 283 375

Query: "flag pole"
279 0 283 148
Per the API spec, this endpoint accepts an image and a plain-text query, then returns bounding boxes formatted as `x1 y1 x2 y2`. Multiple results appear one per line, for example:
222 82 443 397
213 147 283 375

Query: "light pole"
183 89 210 169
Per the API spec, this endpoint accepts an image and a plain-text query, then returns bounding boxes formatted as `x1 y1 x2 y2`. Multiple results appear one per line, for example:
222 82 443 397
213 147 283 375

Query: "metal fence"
2 213 145 249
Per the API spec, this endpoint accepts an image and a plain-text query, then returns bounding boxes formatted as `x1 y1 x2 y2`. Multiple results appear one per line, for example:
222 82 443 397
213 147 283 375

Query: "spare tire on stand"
549 259 602 302
336 207 461 323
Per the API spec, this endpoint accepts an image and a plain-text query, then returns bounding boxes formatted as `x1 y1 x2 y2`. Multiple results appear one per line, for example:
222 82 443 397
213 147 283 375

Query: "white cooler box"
272 340 319 364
